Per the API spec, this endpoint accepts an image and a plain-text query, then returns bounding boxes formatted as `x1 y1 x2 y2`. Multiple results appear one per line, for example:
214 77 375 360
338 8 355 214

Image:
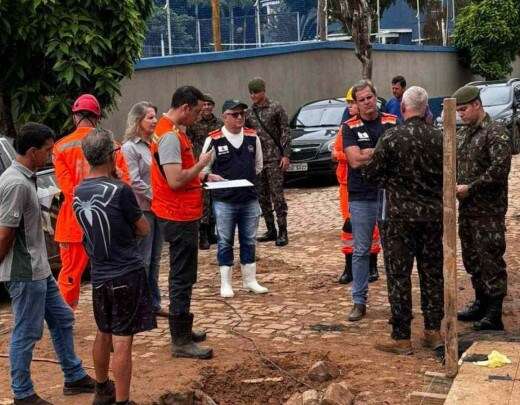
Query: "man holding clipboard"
201 100 269 298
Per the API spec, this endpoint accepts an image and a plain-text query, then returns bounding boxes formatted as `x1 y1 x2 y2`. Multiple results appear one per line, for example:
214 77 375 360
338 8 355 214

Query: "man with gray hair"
74 128 154 405
362 86 444 354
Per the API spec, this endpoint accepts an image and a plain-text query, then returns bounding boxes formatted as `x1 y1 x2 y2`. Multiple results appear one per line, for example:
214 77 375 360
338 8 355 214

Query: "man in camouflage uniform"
363 86 444 354
454 85 512 331
187 94 223 249
245 78 291 246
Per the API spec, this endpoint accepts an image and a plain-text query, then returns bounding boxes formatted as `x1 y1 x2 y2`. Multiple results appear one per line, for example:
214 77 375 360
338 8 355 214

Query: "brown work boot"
92 379 115 405
374 337 413 355
421 330 443 349
347 304 366 322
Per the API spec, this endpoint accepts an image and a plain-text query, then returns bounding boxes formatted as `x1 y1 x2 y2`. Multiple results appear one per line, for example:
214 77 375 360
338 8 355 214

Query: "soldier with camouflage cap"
363 86 444 354
245 77 291 246
453 85 512 331
187 94 224 249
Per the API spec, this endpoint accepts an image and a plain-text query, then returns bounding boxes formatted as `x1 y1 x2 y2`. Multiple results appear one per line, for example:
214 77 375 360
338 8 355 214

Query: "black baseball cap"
222 99 248 113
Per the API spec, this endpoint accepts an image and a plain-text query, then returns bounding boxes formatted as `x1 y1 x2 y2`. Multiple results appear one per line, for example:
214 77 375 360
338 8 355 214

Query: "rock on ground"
321 382 355 405
307 360 340 382
302 389 321 405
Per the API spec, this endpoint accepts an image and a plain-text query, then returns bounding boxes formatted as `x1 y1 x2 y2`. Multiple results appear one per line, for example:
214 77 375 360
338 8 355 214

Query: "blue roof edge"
135 41 457 71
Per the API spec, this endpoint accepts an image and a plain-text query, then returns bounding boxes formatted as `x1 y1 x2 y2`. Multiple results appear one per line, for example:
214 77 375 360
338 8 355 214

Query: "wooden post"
211 0 222 51
317 0 327 41
443 98 458 377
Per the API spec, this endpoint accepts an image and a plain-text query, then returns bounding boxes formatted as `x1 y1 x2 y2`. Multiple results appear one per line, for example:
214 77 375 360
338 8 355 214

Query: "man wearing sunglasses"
201 100 268 298
453 85 512 331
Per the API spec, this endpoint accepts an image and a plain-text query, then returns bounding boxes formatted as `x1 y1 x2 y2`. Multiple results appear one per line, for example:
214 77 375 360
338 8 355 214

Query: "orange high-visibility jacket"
53 127 130 243
150 116 202 222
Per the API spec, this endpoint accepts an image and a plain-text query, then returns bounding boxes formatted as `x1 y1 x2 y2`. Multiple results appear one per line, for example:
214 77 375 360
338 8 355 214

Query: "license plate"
287 163 308 172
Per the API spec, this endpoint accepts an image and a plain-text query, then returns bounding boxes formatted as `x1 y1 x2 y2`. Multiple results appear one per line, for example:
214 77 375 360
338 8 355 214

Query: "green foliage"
453 0 520 80
148 5 195 53
0 0 154 136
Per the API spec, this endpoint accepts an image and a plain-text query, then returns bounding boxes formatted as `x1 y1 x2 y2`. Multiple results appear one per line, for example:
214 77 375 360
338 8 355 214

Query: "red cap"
72 94 101 117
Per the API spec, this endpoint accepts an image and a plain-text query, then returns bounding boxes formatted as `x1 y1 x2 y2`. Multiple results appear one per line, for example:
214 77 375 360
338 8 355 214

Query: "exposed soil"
1 162 520 404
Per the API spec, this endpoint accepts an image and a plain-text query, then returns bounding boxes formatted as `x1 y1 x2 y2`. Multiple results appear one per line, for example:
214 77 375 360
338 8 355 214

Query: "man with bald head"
363 86 444 355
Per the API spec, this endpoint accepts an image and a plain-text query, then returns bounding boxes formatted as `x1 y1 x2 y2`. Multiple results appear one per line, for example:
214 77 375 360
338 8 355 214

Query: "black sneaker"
63 374 96 395
14 394 52 405
93 379 116 405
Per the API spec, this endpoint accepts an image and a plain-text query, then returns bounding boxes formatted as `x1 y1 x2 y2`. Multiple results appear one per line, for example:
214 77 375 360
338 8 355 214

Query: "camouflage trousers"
384 220 444 340
257 162 288 229
459 216 507 298
200 189 213 225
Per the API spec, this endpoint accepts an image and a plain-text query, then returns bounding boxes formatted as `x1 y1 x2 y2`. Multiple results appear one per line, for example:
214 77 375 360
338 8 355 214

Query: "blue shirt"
73 177 144 285
385 97 402 120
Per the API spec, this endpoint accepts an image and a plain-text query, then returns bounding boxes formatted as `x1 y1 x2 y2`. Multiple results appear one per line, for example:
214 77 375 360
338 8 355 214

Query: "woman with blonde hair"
122 101 167 316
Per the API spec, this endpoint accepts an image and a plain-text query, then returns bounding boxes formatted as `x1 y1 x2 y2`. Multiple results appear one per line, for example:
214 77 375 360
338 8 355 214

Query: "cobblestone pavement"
1 158 520 404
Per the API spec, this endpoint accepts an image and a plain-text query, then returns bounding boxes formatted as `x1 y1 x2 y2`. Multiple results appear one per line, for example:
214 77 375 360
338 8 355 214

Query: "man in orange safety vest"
53 94 129 309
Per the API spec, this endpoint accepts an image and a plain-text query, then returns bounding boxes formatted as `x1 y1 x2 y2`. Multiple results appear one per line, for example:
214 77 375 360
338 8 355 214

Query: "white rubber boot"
241 263 268 294
219 266 234 298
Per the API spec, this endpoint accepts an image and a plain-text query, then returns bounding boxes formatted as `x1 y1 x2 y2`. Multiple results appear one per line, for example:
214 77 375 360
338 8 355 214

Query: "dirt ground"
1 158 520 404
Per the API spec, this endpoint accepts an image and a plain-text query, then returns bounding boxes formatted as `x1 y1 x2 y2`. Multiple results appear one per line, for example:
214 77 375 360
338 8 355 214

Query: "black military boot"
199 224 210 250
257 220 277 242
339 254 353 284
170 313 212 359
457 290 487 322
473 296 504 331
368 253 379 283
275 227 288 246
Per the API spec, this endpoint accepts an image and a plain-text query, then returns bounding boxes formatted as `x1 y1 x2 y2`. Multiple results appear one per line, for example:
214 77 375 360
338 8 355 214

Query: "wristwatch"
203 173 210 183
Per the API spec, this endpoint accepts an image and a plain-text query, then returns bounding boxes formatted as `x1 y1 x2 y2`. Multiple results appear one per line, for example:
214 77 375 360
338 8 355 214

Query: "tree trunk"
351 0 373 80
211 0 222 51
0 91 17 138
317 0 328 41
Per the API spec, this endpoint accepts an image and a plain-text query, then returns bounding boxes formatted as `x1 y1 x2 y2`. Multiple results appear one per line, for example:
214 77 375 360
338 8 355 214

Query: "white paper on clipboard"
204 179 254 190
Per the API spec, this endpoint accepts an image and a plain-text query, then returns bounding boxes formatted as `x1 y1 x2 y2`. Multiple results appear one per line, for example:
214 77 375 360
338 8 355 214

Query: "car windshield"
295 104 346 127
479 86 511 107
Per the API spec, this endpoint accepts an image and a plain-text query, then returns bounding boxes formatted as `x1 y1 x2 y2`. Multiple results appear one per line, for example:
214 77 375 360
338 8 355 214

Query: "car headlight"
496 114 513 126
495 115 513 127
320 139 335 153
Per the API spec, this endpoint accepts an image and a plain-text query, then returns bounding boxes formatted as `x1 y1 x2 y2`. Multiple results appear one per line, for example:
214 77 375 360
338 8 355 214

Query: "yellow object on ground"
475 350 512 368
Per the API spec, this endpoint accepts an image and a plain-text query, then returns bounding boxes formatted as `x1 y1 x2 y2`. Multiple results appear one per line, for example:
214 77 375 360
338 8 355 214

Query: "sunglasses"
226 111 245 118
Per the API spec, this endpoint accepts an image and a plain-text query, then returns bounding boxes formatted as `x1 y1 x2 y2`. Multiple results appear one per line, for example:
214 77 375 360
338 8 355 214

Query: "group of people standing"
0 78 291 404
0 73 513 404
334 78 511 355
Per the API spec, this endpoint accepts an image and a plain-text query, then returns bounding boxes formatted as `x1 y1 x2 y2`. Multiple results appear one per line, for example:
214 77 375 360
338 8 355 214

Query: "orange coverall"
332 127 380 255
53 126 130 308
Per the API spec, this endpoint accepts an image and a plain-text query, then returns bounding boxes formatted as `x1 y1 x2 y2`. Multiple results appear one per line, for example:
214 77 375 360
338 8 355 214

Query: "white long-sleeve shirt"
201 126 263 175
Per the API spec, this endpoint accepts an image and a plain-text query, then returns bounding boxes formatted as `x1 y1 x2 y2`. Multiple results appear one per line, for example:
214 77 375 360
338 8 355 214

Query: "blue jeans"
349 200 379 305
138 211 163 312
7 275 86 399
213 199 261 266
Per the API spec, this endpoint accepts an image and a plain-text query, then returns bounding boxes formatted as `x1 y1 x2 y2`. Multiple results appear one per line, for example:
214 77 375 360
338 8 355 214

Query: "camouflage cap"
248 77 266 93
452 86 480 106
202 93 215 105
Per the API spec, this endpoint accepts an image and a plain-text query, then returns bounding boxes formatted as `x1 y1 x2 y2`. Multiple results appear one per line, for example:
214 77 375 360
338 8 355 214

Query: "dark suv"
436 78 520 135
286 98 345 179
